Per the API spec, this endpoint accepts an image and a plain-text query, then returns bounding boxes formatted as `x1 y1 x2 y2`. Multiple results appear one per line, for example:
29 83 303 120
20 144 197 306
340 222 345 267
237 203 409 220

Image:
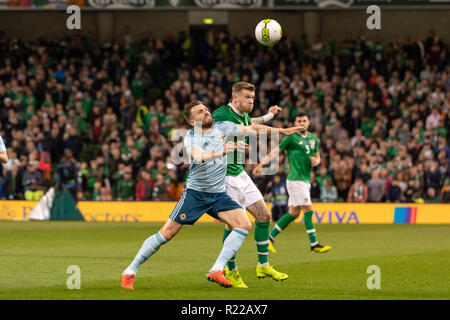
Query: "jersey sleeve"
0 136 6 152
278 135 292 151
215 121 240 137
212 107 227 122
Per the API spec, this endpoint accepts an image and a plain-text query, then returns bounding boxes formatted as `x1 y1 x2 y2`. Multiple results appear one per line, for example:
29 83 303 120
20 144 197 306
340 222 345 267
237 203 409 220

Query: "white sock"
123 267 136 275
210 228 248 272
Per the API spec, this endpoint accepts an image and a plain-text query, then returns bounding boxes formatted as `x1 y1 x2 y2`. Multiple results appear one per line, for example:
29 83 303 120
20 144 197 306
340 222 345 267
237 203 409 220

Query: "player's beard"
202 116 213 128
237 100 253 114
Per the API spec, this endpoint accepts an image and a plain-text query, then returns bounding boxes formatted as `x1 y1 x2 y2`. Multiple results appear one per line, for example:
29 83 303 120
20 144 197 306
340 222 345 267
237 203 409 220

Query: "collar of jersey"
228 103 244 117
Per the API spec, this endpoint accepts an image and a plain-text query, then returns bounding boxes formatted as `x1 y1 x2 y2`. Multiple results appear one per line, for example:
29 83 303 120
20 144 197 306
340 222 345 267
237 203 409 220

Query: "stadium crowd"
0 28 449 204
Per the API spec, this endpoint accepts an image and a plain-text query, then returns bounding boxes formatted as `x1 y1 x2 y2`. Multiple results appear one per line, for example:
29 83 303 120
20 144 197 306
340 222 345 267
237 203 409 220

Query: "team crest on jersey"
309 140 315 150
180 213 187 221
220 134 226 142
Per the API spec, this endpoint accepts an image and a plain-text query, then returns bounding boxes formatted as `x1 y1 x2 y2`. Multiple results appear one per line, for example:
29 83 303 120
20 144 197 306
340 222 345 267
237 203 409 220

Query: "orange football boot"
206 270 233 288
121 274 135 290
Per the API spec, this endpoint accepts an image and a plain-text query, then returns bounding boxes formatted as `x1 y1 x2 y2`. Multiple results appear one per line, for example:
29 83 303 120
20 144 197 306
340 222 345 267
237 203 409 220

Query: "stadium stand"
0 29 448 203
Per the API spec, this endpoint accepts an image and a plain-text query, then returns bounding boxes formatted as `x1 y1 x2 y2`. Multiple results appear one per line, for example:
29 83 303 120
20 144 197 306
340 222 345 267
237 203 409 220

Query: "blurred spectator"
441 178 450 202
425 187 440 203
424 160 442 195
316 166 332 188
22 161 43 200
116 167 135 201
347 177 368 203
92 181 103 201
404 180 417 202
4 164 23 200
54 149 78 200
64 126 84 161
320 178 338 203
266 175 288 222
310 172 321 202
333 159 353 200
387 179 402 203
86 159 103 193
152 173 170 201
135 170 153 201
101 186 113 201
367 170 386 202
168 175 185 201
0 176 5 199
355 163 372 184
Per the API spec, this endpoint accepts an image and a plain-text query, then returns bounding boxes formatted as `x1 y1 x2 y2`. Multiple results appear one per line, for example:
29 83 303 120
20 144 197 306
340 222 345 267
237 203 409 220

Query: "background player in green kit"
254 113 332 254
212 82 289 288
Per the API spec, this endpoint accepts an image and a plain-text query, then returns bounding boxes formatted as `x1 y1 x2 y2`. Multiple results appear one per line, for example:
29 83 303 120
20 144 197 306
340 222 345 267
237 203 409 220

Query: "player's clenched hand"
222 141 237 154
236 141 248 152
222 141 248 155
268 105 282 115
310 156 320 167
252 164 263 176
279 126 302 135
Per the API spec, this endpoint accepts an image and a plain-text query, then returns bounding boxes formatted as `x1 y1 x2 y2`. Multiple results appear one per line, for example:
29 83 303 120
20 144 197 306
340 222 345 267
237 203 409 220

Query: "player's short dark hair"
232 82 255 95
295 112 309 120
184 100 203 121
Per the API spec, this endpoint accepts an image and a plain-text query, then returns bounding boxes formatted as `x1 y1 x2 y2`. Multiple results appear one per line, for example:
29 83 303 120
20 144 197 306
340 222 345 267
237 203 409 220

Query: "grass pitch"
0 221 449 300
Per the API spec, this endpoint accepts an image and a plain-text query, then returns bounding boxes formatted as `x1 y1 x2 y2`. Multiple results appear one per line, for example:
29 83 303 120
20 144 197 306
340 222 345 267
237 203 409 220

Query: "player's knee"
255 210 271 223
159 226 178 242
238 222 252 232
242 222 252 232
290 210 301 219
160 230 174 241
302 206 313 213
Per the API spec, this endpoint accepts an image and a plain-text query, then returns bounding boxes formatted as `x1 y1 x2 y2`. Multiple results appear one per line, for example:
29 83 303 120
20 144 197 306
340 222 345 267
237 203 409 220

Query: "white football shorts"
286 180 312 207
225 171 264 209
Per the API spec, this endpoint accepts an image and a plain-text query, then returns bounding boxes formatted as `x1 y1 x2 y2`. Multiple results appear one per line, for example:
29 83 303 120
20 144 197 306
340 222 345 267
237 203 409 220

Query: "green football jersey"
279 133 319 182
212 104 252 176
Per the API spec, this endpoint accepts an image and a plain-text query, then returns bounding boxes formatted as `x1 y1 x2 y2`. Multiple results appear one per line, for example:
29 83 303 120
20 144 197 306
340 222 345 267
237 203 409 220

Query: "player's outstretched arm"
253 147 281 176
237 123 301 136
251 105 282 125
190 142 238 163
0 151 8 164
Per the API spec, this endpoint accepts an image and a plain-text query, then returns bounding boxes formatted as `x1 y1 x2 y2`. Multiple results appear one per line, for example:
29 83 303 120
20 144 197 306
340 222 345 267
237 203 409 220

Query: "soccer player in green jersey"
212 82 289 288
254 113 332 254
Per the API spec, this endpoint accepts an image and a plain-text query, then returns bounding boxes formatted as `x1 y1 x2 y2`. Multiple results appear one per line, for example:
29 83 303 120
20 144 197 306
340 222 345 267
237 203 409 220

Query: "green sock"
254 222 270 266
304 210 318 246
222 228 237 271
270 212 295 239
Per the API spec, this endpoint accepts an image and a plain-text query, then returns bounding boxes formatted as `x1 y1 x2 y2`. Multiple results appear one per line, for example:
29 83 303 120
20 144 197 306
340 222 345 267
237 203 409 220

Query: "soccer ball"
255 19 282 47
